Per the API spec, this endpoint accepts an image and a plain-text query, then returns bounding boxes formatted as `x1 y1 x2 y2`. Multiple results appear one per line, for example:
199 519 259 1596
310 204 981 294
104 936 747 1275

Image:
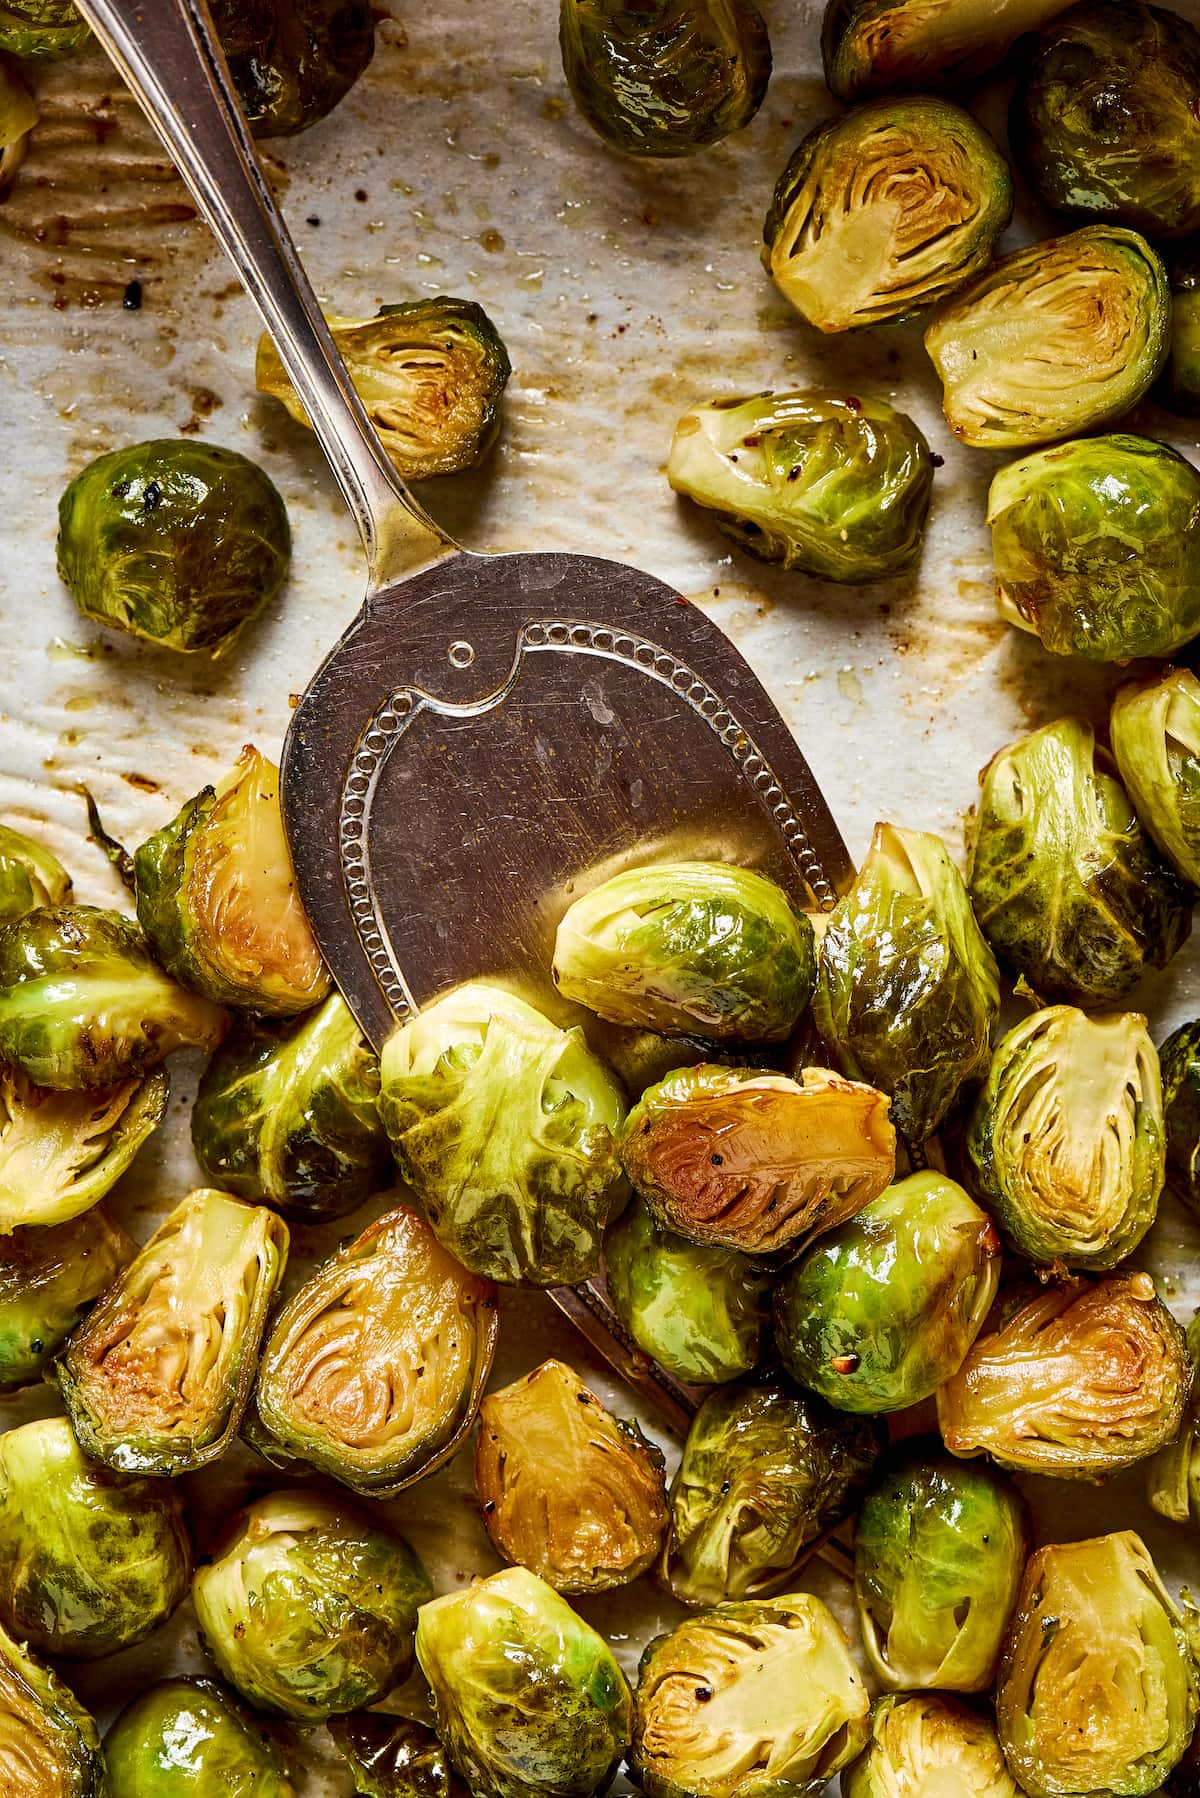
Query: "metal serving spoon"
76 0 854 1435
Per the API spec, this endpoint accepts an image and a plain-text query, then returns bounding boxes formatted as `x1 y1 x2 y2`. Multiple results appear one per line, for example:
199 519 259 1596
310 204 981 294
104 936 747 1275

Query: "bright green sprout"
0 1064 167 1232
0 0 87 58
0 1207 132 1392
104 1677 297 1798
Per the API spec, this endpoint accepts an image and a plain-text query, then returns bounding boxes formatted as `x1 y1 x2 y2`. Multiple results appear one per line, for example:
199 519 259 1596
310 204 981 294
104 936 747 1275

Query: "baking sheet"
1 2 1199 1789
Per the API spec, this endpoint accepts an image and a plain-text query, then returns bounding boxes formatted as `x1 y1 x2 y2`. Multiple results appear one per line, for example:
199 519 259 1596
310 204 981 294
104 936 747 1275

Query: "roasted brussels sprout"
0 0 87 58
997 1531 1198 1796
854 1451 1027 1693
553 860 814 1042
966 719 1193 1004
967 1006 1164 1271
135 747 328 1017
0 1207 132 1392
924 226 1170 448
1165 248 1200 414
938 1271 1189 1478
1161 1020 1200 1216
475 1358 668 1593
252 1203 497 1496
764 98 1011 332
604 1196 770 1383
0 1620 104 1798
0 824 70 928
0 1065 167 1231
205 0 373 137
57 439 291 656
667 391 934 580
193 1489 429 1722
0 1414 190 1659
1148 1311 1200 1526
632 1593 870 1797
0 58 35 196
378 982 625 1286
988 436 1200 662
619 1064 894 1255
814 822 999 1141
661 1379 880 1608
774 1172 1000 1414
1013 2 1200 241
57 1188 288 1476
415 1566 632 1798
0 905 226 1090
822 0 1076 100
844 1693 1021 1798
329 1713 465 1798
192 994 390 1223
1113 669 1200 886
105 1677 296 1798
559 0 770 158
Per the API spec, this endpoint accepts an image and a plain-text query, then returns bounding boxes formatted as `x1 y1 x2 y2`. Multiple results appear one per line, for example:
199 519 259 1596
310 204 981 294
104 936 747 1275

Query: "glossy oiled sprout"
104 1678 297 1798
1148 1312 1200 1527
0 1208 133 1393
821 0 1076 100
0 1065 167 1232
330 1712 468 1798
0 0 88 58
1161 1021 1200 1218
1112 669 1200 887
0 1621 104 1798
844 1693 1021 1797
207 0 374 137
0 824 70 928
1165 247 1200 415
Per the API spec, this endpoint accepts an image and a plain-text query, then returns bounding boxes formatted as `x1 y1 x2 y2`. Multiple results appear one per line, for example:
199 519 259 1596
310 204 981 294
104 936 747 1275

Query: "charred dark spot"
142 481 164 512
711 1153 724 1166
694 1686 713 1703
122 279 142 311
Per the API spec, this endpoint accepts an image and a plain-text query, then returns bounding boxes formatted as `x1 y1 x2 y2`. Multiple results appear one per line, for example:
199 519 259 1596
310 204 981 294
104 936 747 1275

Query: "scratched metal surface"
0 2 1199 1789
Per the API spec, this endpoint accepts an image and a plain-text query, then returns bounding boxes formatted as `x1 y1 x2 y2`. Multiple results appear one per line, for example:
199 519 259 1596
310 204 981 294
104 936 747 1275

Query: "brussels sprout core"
0 1065 167 1232
104 1677 297 1798
0 1621 104 1798
0 824 70 928
821 0 1076 101
0 0 88 59
0 1208 133 1393
844 1693 1021 1797
1112 669 1200 886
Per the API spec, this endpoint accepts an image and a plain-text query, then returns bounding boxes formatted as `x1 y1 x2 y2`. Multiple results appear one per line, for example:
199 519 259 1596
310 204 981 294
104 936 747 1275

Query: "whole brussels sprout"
1013 2 1200 241
764 98 1011 332
0 1207 133 1392
631 1593 870 1798
0 1619 104 1798
104 1677 297 1798
57 440 291 655
997 1531 1198 1796
191 994 390 1223
199 0 373 137
774 1172 1000 1414
844 1693 1022 1798
328 1712 467 1798
620 1064 895 1255
924 226 1170 448
1113 669 1200 886
0 1414 190 1660
667 391 934 580
135 747 329 1017
814 821 1000 1141
193 1489 429 1722
938 1271 1189 1478
988 436 1200 662
966 719 1193 1004
1161 1020 1200 1216
1165 248 1200 415
415 1566 632 1798
0 1064 167 1232
0 0 87 58
553 860 815 1043
854 1450 1028 1693
559 0 770 158
378 982 626 1286
0 823 70 927
660 1378 881 1608
475 1358 668 1594
252 1204 497 1496
0 905 226 1090
257 300 510 480
967 1006 1165 1271
821 0 1076 100
1148 1311 1200 1527
57 1188 288 1476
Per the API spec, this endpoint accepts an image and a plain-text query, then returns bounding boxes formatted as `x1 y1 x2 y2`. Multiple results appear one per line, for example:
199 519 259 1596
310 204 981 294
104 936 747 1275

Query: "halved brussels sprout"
988 436 1200 662
1165 248 1200 415
938 1271 1189 1478
661 1379 880 1608
844 1693 1021 1798
0 1065 167 1232
0 0 87 58
134 747 329 1016
415 1566 632 1798
632 1593 870 1798
764 98 1011 332
814 822 1000 1142
667 392 933 580
104 1677 296 1798
0 824 70 928
200 0 373 137
475 1358 668 1593
0 1620 103 1798
57 439 291 655
967 1006 1165 1271
0 59 35 196
0 1207 133 1392
619 1064 895 1255
559 0 770 158
0 1414 190 1659
329 1713 466 1798
997 1532 1198 1797
191 994 390 1223
57 1188 288 1476
378 982 625 1286
0 905 226 1090
193 1489 429 1722
1161 1020 1200 1217
774 1172 1000 1414
1013 1 1200 241
553 861 814 1043
604 1196 771 1384
822 0 1075 100
1113 669 1200 886
966 718 1193 1004
1148 1311 1200 1526
924 226 1170 448
854 1451 1028 1693
252 1203 497 1496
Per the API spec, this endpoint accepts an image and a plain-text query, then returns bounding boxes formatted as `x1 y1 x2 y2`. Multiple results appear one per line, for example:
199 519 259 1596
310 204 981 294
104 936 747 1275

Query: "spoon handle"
73 0 455 587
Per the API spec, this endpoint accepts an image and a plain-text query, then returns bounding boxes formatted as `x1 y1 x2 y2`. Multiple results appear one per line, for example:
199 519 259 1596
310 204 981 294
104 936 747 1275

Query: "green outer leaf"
1160 1019 1200 1218
0 0 88 59
0 1206 133 1392
1112 668 1200 885
0 1064 168 1232
1147 1310 1200 1526
0 823 71 927
104 1676 296 1798
821 0 1075 101
0 1618 105 1797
